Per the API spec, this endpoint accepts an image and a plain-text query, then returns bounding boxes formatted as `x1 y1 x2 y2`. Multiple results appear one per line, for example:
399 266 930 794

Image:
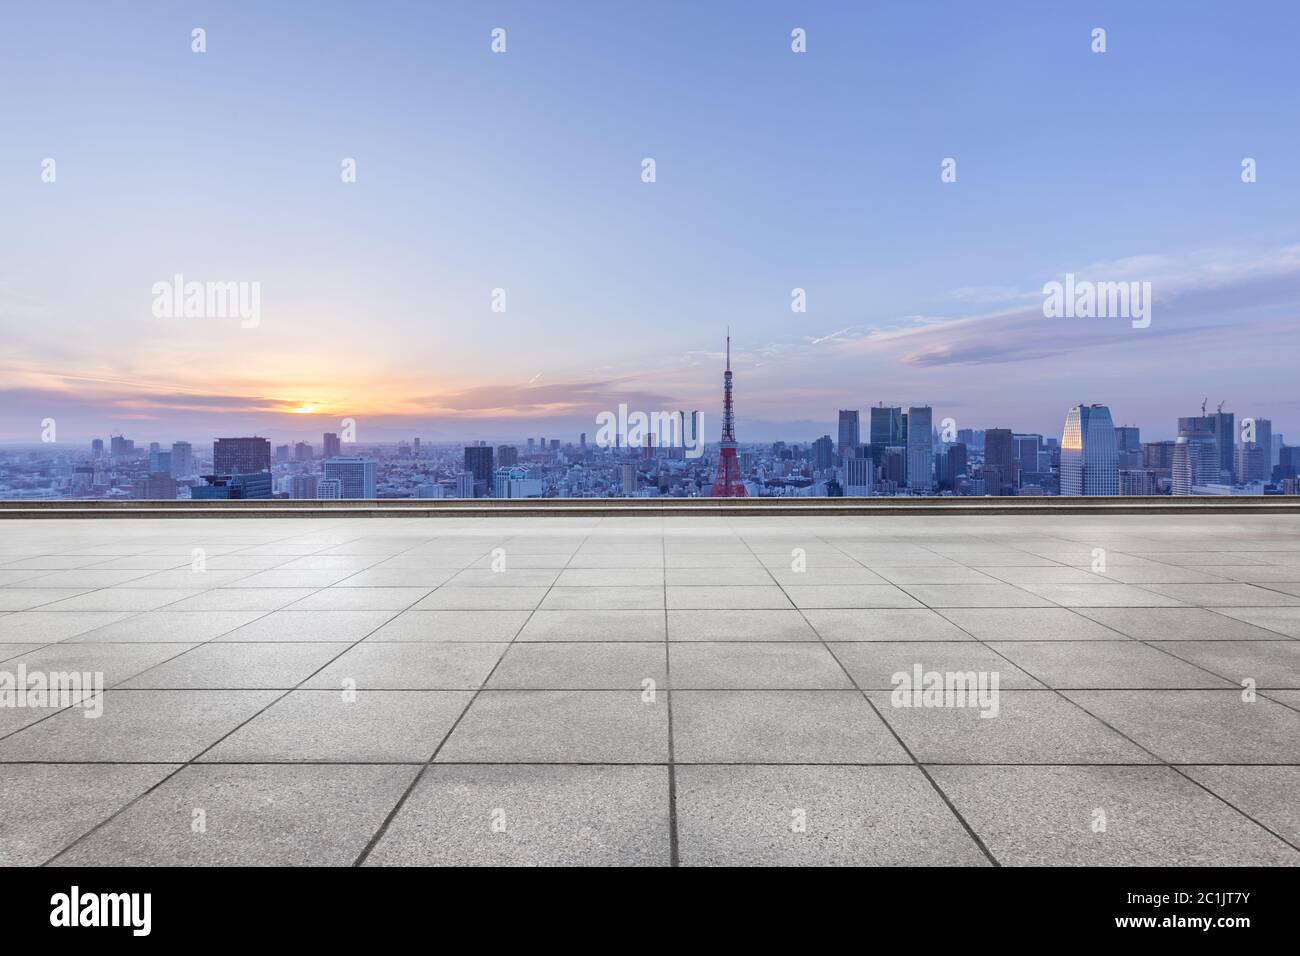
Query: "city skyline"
3 2 1300 443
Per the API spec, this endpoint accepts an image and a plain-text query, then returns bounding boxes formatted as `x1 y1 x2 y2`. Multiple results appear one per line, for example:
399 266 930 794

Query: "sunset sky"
2 1 1298 446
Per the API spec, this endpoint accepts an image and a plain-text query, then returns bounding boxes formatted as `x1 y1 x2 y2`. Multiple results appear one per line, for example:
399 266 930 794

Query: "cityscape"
2 340 1296 500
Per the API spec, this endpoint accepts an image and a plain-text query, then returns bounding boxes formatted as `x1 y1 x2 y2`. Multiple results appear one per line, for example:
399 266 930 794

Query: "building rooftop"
1 510 1298 866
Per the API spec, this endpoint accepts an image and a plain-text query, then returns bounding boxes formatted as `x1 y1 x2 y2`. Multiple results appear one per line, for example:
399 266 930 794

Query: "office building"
1060 404 1119 496
842 455 873 496
290 474 318 500
837 410 860 464
983 429 1015 495
214 437 271 476
323 432 342 459
1173 432 1218 495
170 441 193 479
192 473 273 499
316 478 343 500
905 407 932 491
812 435 834 472
464 444 494 497
498 445 519 467
294 441 313 462
323 457 378 499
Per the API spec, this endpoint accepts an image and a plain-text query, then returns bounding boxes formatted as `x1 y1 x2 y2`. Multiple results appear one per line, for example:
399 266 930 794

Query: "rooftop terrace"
1 510 1298 866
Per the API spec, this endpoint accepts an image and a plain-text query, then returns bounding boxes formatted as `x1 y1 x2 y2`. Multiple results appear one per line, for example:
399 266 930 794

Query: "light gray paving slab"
305 642 505 690
366 609 530 642
865 690 1156 764
0 690 280 762
51 764 418 866
201 689 472 762
487 642 665 689
365 765 671 866
675 765 991 866
436 690 669 763
513 608 666 642
667 609 816 641
1063 690 1300 763
0 611 137 642
0 763 179 866
1154 641 1300 688
1182 766 1300 849
832 642 1044 689
930 766 1300 866
1075 607 1289 641
216 609 394 643
670 642 853 689
672 690 909 763
117 642 344 689
986 641 1233 689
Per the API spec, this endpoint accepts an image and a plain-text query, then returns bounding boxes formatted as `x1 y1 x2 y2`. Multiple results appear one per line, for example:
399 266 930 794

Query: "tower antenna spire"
708 330 747 497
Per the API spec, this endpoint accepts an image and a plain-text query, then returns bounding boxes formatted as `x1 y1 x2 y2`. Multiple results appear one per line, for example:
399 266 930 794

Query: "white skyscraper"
170 441 193 479
322 456 377 499
906 406 933 492
1061 404 1119 496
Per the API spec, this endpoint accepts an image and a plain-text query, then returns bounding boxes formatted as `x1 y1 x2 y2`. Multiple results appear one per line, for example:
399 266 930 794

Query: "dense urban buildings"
0 343 1293 501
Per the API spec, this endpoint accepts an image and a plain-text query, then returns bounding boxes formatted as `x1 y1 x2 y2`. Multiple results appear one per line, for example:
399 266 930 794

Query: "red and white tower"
708 331 748 497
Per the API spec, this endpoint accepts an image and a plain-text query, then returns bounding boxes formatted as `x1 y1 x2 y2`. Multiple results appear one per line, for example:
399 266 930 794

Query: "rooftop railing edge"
1 497 1298 517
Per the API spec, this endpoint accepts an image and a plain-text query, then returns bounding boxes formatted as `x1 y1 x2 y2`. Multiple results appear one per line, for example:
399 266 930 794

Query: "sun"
290 403 320 415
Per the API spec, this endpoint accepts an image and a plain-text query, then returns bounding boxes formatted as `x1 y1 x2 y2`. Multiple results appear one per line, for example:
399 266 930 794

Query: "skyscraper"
323 432 342 459
906 406 933 492
812 435 834 472
1060 404 1119 496
842 456 873 496
498 445 519 467
464 444 495 498
870 405 903 447
837 410 860 464
323 457 377 499
214 437 271 476
1235 416 1272 482
983 429 1015 496
170 441 193 479
1173 433 1218 495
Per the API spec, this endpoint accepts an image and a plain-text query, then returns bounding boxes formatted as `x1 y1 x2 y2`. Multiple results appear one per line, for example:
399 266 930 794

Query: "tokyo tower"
708 331 748 497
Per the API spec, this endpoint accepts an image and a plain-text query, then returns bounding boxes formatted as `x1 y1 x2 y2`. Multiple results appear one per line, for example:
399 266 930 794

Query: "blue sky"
2 0 1298 445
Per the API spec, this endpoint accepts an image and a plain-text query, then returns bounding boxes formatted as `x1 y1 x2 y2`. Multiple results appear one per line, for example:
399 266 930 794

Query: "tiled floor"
1 513 1299 867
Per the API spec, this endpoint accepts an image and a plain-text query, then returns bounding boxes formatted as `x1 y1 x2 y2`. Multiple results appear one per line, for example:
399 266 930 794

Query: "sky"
2 0 1298 447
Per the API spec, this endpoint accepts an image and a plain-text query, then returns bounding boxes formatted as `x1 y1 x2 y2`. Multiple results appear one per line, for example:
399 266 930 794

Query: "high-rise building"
464 444 494 497
1173 433 1218 495
498 445 519 467
275 444 291 464
294 441 313 462
905 406 933 491
413 437 421 457
316 478 343 500
290 474 318 499
944 443 968 491
1235 417 1272 483
323 432 342 459
192 472 273 499
148 448 171 473
110 435 135 459
214 437 271 476
837 410 860 464
1012 434 1042 481
870 405 903 447
842 456 873 496
1115 426 1141 454
983 428 1016 496
170 441 193 479
621 462 638 496
91 438 104 458
323 457 377 499
812 435 835 472
1060 404 1119 496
